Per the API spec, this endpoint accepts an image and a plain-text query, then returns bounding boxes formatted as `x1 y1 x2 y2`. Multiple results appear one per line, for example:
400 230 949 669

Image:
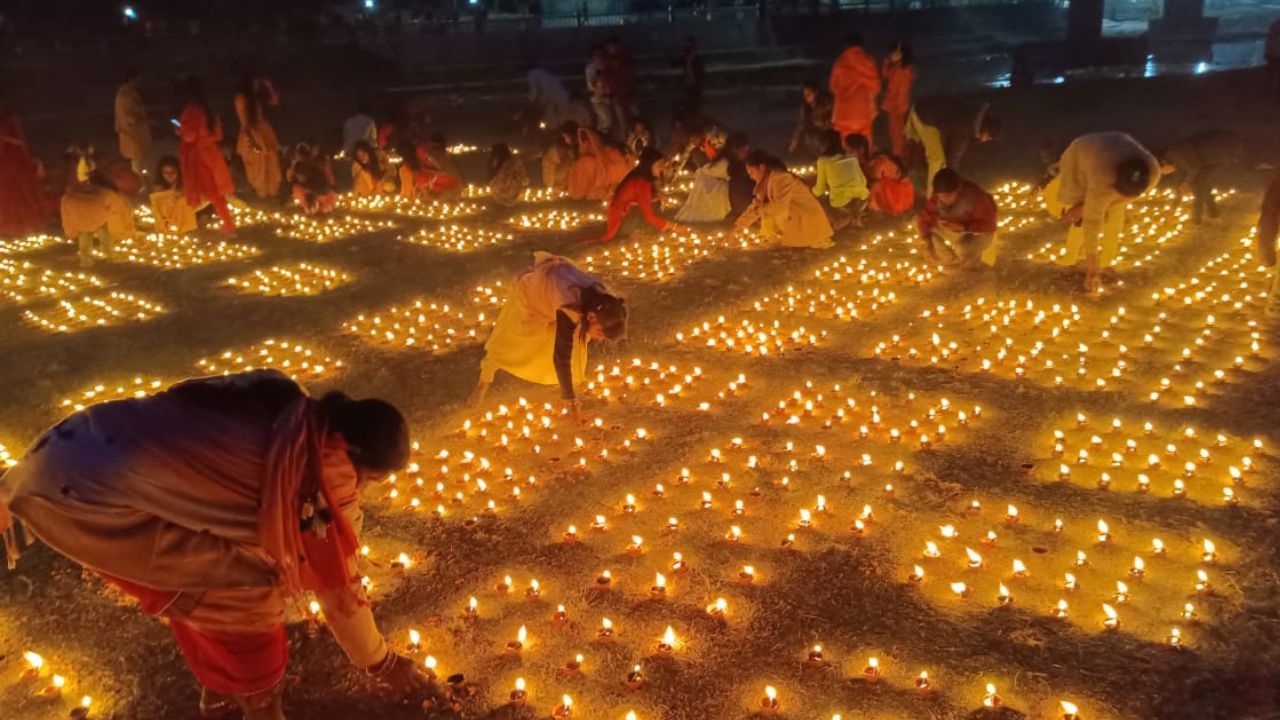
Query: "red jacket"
918 180 997 237
600 175 667 241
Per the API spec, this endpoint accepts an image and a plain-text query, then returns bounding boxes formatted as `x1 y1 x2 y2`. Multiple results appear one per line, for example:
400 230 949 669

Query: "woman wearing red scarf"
1 371 437 719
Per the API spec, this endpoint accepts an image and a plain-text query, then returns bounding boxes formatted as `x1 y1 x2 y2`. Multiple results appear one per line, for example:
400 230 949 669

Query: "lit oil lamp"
561 654 584 676
706 597 728 617
1005 504 1020 524
507 625 528 654
1052 599 1070 618
552 604 568 626
739 565 756 585
997 583 1012 606
672 552 688 574
21 651 44 681
1102 603 1119 630
625 664 644 690
1183 602 1198 622
804 644 827 668
597 618 615 642
526 579 541 600
553 694 573 719
965 547 984 569
1167 627 1183 648
650 573 668 600
983 683 1002 708
509 677 527 707
1152 538 1167 556
915 671 931 693
923 541 942 559
596 570 613 589
1096 519 1111 544
1114 581 1130 603
462 596 478 619
408 628 422 653
495 575 512 595
1201 539 1217 562
950 582 970 598
1060 700 1081 720
656 626 677 655
759 686 780 716
1194 569 1212 594
908 565 926 584
862 657 881 682
627 535 644 555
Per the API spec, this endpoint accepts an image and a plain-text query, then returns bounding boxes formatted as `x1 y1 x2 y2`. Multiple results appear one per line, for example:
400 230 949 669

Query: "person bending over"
473 253 628 420
0 371 438 720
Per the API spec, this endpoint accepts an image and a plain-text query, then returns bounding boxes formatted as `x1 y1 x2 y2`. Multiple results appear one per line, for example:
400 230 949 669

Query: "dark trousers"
1190 167 1221 223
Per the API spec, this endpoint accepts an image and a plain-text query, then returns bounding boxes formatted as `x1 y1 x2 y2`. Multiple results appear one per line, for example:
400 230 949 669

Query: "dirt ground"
2 68 1280 720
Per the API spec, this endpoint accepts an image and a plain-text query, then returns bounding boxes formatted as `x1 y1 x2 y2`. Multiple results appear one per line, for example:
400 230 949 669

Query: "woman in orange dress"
880 41 916 158
235 75 283 200
0 104 47 237
566 127 628 200
178 78 237 234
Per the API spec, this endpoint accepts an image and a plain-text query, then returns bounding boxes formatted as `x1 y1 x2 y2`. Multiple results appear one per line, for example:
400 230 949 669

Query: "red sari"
0 113 47 237
179 104 234 207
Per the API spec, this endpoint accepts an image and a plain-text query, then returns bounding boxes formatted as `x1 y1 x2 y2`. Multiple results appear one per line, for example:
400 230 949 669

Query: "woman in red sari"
1 370 439 719
178 78 237 235
0 103 47 237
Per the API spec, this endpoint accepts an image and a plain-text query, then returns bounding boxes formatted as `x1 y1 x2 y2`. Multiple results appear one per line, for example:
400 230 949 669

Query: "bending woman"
473 252 627 418
0 370 436 720
588 148 686 243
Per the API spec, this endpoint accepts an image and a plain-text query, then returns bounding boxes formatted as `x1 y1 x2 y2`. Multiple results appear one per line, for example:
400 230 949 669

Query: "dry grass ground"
2 69 1280 720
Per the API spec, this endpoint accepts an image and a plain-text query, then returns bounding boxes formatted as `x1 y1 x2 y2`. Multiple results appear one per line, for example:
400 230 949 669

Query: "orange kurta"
178 104 234 207
880 60 914 157
829 47 881 145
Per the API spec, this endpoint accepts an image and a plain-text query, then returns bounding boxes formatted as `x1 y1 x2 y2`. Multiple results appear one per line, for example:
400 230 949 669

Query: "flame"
1060 700 1079 715
601 617 613 630
22 651 43 670
1203 538 1216 555
655 573 667 588
408 628 421 646
514 677 526 692
517 625 527 643
950 582 968 595
764 686 778 701
561 694 573 709
1012 559 1027 575
662 626 676 646
998 583 1010 598
1103 603 1118 620
965 547 983 565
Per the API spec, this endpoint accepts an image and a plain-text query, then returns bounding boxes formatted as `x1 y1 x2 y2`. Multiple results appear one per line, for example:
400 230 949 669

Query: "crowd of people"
4 22 1280 720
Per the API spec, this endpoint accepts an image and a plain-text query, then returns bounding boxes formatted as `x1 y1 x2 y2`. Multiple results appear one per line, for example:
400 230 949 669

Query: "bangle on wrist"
365 650 397 678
